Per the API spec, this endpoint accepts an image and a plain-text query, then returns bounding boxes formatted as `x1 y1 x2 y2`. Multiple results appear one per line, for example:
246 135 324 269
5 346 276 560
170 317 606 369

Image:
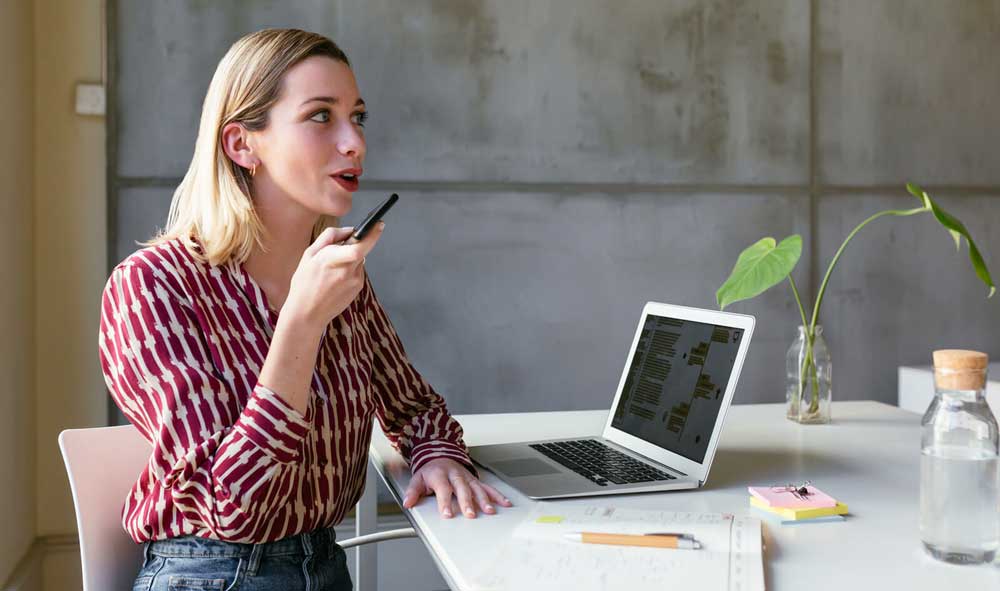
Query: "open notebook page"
468 505 765 591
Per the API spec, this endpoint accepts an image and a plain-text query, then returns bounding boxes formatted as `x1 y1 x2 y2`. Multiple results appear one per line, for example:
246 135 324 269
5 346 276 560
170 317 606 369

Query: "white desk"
367 401 1000 590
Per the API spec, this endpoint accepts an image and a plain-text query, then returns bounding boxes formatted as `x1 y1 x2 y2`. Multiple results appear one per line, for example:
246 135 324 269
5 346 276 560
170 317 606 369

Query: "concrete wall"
111 1 1000 419
0 0 37 583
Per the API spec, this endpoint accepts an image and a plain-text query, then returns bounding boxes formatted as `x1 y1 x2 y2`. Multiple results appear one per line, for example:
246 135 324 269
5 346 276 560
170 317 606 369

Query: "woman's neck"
243 189 318 311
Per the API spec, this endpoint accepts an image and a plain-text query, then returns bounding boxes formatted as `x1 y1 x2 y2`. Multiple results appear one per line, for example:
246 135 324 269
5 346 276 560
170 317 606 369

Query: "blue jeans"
133 526 353 591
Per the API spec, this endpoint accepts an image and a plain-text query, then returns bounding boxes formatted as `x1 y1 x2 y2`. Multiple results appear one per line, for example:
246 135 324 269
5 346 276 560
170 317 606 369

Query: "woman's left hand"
402 458 513 518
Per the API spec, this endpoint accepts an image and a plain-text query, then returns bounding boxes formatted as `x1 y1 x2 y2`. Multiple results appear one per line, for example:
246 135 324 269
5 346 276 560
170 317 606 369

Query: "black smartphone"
350 193 398 242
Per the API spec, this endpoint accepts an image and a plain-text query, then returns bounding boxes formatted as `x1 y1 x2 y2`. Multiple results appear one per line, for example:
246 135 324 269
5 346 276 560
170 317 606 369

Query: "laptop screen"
610 314 744 464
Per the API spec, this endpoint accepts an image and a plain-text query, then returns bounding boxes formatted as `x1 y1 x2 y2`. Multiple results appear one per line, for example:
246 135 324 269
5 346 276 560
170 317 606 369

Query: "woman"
99 28 512 590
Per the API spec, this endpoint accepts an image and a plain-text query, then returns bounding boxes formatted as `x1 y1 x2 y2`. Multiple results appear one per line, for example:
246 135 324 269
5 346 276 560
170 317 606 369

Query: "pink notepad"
748 485 838 509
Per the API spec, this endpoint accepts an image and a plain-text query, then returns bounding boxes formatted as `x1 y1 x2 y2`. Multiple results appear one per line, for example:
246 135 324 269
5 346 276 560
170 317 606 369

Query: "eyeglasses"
770 480 813 500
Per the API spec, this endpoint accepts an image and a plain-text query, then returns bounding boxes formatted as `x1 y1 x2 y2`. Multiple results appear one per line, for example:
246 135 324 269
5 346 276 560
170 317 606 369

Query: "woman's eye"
352 111 369 127
310 110 330 123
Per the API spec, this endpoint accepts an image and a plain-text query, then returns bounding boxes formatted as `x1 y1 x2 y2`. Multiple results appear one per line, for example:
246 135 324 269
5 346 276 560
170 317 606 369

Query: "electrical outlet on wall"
75 82 106 116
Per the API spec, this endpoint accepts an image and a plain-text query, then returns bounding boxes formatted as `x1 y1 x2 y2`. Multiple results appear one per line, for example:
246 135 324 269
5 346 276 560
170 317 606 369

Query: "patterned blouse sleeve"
362 273 478 478
99 258 310 542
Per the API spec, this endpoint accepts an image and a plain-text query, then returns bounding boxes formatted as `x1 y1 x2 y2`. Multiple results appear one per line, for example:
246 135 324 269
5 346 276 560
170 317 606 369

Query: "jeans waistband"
146 526 339 559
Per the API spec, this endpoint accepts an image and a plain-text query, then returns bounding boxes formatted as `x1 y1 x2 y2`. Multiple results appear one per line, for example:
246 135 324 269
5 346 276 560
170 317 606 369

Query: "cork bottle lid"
933 349 988 390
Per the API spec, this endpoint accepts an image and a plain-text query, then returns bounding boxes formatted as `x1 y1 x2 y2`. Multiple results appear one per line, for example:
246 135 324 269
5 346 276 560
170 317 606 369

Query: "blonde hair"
145 29 351 266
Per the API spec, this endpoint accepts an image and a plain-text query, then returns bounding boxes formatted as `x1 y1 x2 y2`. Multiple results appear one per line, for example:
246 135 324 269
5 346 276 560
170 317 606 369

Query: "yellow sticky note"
536 515 564 524
749 496 849 519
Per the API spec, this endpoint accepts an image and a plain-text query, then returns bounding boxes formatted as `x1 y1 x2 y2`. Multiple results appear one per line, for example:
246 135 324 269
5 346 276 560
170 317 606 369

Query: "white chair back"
58 423 414 591
58 425 151 591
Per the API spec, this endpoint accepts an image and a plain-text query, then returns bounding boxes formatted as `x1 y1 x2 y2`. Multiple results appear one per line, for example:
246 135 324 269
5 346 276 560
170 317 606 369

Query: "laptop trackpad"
493 458 561 477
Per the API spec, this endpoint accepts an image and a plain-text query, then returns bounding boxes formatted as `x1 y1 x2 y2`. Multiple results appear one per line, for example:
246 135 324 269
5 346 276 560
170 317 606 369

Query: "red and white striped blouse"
99 236 476 544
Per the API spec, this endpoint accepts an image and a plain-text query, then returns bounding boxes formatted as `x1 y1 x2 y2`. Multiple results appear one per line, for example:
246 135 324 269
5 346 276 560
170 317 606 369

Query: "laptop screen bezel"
600 301 755 484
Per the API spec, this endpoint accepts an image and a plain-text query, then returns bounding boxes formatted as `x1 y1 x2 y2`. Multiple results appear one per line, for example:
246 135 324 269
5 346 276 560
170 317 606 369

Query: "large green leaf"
717 235 802 310
907 183 995 298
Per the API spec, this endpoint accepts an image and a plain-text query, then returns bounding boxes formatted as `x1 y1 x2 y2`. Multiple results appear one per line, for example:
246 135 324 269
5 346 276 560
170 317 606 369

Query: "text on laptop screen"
611 314 743 464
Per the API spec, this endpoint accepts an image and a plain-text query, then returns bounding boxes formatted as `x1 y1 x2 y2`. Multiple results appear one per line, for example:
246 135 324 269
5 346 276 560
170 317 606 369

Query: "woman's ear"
221 122 256 169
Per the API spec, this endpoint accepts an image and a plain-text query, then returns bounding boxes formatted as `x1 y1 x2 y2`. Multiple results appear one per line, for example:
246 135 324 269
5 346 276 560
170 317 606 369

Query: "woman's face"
252 56 367 219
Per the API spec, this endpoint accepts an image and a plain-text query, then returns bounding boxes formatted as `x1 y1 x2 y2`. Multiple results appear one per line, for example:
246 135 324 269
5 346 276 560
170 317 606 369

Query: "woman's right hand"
283 222 385 329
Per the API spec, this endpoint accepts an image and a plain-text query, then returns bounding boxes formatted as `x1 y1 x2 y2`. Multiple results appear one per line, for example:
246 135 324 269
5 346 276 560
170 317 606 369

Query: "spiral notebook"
469 505 765 591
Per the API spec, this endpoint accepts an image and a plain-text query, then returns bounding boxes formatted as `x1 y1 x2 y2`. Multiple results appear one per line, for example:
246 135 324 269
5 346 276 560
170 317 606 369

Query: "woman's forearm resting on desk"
363 276 513 518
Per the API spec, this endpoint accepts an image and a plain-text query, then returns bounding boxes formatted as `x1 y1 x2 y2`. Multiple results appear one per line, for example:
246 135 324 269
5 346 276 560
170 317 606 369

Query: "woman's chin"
321 191 353 217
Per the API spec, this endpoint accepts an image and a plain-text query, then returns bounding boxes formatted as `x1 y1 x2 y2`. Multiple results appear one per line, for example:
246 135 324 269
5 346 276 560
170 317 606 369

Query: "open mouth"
331 171 360 192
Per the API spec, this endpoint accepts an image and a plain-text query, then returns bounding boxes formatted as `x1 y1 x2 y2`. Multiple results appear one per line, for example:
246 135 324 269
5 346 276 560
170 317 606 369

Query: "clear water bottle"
920 349 999 564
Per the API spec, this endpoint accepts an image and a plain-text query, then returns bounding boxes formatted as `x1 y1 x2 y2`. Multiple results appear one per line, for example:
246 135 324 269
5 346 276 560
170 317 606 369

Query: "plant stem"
808 206 927 337
796 205 925 419
808 343 821 414
795 329 814 414
788 275 822 416
787 275 808 330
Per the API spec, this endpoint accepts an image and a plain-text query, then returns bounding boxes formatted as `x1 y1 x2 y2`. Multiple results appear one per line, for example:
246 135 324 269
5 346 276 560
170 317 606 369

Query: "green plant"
716 184 995 419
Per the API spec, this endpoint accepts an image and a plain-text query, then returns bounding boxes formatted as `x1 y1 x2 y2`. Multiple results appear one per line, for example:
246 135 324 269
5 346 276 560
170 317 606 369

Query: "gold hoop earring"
250 162 257 177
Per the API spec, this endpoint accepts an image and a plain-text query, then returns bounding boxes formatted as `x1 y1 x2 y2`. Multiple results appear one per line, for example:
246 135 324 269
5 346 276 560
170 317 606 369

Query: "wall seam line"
808 0 820 316
110 177 1000 196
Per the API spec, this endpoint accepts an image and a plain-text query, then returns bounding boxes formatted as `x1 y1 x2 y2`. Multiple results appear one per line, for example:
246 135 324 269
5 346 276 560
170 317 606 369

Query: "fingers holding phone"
322 220 385 268
284 194 397 329
308 226 355 252
333 192 398 267
286 222 385 328
344 193 398 244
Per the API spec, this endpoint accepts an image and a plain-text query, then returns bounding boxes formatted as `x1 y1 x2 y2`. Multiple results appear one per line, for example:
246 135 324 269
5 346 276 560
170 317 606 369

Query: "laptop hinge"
601 437 688 478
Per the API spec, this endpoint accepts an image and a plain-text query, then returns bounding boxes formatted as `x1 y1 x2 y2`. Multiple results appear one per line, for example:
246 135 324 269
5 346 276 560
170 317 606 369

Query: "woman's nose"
337 124 365 158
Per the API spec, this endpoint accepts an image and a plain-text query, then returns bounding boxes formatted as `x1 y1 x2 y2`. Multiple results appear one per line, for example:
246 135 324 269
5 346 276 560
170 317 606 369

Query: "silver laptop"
470 301 755 499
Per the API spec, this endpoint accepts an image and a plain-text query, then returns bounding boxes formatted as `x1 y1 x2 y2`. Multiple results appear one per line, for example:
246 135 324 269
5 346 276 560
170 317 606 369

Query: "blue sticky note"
752 507 847 526
780 515 846 526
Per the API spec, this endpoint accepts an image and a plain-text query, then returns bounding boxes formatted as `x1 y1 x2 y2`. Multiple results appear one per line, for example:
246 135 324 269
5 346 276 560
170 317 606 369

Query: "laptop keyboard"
529 439 677 487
